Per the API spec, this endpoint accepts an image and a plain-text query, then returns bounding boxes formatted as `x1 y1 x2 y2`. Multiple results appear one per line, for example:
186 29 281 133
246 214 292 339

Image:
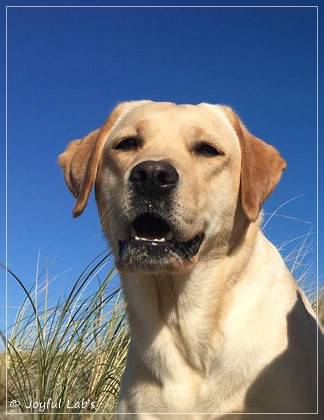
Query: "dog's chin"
115 212 204 273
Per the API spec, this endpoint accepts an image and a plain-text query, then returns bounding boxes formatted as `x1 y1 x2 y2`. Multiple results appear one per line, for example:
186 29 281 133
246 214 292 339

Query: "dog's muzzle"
116 161 204 271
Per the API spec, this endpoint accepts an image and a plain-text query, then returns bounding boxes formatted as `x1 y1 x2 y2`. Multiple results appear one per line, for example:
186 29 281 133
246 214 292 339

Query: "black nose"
129 160 179 198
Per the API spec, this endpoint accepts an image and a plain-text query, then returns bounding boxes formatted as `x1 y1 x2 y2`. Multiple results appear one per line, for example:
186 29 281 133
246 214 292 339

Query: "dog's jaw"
117 235 204 273
115 212 205 273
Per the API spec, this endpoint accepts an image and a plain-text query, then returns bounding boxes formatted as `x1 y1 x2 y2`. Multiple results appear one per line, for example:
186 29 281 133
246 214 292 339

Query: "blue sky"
1 2 319 331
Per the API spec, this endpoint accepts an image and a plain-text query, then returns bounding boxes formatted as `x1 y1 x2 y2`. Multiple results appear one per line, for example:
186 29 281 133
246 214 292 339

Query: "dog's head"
58 101 286 273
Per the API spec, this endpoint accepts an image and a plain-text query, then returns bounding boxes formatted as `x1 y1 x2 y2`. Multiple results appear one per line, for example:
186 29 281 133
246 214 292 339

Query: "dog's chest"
142 323 255 412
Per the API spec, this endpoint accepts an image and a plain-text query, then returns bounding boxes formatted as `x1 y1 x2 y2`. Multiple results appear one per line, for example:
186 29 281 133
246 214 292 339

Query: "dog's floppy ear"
222 106 287 222
58 104 125 217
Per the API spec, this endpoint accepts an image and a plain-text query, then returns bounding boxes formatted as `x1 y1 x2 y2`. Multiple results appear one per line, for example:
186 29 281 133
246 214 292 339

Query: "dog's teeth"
134 236 166 242
131 226 137 238
166 231 173 241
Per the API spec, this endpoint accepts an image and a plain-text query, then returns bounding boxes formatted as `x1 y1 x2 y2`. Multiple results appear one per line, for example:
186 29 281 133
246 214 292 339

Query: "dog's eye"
195 143 222 157
114 137 140 151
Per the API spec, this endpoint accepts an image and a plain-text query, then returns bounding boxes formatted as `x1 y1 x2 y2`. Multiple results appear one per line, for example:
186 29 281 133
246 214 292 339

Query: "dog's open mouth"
119 213 204 261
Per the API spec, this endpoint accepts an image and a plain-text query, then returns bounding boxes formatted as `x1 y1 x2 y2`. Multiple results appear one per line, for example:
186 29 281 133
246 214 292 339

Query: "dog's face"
96 102 242 272
59 101 286 273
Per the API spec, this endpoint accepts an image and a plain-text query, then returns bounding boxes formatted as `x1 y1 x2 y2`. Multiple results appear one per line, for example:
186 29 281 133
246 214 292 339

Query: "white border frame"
5 3 319 416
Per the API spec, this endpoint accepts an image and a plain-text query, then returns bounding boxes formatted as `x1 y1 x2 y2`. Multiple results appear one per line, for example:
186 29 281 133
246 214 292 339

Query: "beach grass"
2 252 129 416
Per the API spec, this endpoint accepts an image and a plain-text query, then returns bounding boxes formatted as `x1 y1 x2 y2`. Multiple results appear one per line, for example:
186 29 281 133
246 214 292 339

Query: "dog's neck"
120 218 285 380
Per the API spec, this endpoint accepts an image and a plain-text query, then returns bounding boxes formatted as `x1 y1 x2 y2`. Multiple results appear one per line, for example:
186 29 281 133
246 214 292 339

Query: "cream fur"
59 101 322 419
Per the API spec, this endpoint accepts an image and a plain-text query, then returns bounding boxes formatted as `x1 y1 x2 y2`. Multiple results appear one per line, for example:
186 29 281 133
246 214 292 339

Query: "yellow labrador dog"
59 101 322 418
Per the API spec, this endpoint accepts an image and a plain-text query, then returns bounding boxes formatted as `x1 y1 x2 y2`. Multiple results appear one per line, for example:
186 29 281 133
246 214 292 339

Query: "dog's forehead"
110 101 239 142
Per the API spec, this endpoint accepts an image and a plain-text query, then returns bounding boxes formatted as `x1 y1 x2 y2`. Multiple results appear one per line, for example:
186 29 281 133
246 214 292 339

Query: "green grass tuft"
2 252 129 416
